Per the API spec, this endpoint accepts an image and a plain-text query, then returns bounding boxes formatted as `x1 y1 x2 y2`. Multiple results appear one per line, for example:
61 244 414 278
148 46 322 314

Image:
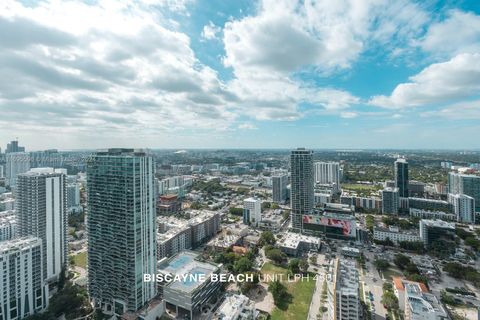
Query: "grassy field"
72 251 87 269
342 183 380 191
262 263 316 320
382 268 402 281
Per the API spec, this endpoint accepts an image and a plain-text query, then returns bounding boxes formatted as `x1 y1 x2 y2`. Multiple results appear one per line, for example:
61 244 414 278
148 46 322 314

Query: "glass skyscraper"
394 158 409 198
87 149 157 315
290 148 314 231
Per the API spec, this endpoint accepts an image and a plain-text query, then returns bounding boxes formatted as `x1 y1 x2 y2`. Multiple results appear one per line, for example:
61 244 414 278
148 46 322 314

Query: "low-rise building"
392 277 428 312
326 258 361 320
373 226 421 245
419 219 455 248
341 247 360 258
157 210 220 260
157 251 222 320
277 232 321 256
213 294 255 320
409 208 456 221
404 283 448 320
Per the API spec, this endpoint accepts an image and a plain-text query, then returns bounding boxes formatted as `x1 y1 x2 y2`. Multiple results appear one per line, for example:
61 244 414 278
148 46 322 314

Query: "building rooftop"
420 219 455 229
278 232 321 250
0 236 41 253
213 294 254 320
405 283 447 318
157 251 220 293
337 259 359 296
392 277 428 293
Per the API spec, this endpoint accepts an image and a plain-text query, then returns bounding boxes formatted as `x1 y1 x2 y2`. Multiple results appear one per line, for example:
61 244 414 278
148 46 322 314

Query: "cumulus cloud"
369 53 480 108
419 10 480 58
421 100 480 120
223 0 428 75
201 21 221 40
0 0 238 138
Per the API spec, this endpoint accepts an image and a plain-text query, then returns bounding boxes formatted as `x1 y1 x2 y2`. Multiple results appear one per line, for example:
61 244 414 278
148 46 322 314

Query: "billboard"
302 215 355 237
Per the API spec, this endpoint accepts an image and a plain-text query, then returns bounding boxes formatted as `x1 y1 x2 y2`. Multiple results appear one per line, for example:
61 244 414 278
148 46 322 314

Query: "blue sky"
1 0 480 150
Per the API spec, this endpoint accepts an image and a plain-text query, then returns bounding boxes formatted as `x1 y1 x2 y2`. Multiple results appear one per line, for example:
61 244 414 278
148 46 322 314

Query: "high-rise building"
5 152 30 187
66 183 81 212
272 174 288 203
16 168 67 282
0 210 16 241
419 219 455 248
243 198 261 226
5 140 25 153
87 149 157 315
326 258 361 320
314 162 341 192
448 172 480 212
0 237 49 320
394 158 409 198
30 150 64 169
290 148 314 231
448 193 475 224
381 187 399 214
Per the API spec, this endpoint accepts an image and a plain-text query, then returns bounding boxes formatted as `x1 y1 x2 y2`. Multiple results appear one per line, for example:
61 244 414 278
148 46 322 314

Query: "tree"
299 259 309 273
268 280 290 307
374 259 390 272
234 257 254 274
229 207 243 216
381 291 399 310
394 254 411 270
288 258 300 274
265 248 286 264
259 231 276 246
365 215 375 232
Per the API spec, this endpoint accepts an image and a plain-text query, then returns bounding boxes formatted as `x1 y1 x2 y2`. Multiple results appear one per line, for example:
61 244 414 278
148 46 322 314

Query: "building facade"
314 162 341 192
290 148 314 231
448 172 480 212
0 210 16 241
272 174 288 203
87 149 157 315
16 168 67 282
382 187 399 214
243 198 261 226
0 237 49 320
395 158 409 198
327 258 361 320
448 193 475 224
5 152 30 187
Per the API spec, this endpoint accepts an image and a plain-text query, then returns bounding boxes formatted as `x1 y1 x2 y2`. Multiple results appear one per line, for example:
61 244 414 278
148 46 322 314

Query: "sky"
1 0 480 150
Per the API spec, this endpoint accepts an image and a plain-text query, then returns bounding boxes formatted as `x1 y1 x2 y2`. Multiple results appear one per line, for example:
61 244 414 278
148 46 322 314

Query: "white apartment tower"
272 174 288 203
0 237 49 320
314 162 341 192
243 198 261 226
16 168 67 282
448 193 475 224
5 152 30 187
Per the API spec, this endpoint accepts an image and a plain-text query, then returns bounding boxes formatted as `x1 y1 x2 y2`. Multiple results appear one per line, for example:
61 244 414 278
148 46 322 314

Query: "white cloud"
340 111 358 119
223 0 428 75
369 53 480 108
238 123 258 130
421 100 480 120
220 0 427 120
419 10 480 58
201 21 221 40
0 0 239 138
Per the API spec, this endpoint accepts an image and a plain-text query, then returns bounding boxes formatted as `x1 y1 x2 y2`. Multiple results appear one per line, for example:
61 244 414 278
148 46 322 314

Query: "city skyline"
1 0 480 149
